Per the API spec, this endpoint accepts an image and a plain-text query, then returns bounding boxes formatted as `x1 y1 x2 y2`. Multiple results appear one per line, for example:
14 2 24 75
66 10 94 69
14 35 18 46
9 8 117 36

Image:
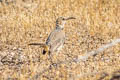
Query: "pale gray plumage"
46 27 65 53
42 17 76 55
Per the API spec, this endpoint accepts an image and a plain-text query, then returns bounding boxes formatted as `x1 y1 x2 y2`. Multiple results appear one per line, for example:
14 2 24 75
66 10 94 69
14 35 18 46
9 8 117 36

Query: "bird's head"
56 17 76 29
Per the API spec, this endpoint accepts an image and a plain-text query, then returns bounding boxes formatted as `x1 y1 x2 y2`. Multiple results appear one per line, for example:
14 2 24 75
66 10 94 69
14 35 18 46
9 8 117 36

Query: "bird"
42 17 76 55
29 17 76 61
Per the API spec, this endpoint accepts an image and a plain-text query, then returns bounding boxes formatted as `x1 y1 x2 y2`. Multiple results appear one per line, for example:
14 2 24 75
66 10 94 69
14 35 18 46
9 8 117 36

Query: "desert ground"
0 0 120 80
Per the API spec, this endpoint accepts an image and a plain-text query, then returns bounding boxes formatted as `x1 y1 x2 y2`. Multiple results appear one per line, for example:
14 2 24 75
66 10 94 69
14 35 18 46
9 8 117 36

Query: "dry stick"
72 38 120 79
30 38 120 80
76 38 120 62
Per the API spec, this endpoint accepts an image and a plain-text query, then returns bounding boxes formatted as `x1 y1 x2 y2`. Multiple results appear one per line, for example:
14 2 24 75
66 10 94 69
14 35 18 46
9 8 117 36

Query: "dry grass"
0 0 120 80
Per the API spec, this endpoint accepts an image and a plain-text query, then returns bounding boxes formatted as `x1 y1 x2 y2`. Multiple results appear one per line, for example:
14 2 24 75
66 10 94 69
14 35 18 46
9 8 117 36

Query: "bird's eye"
62 18 65 20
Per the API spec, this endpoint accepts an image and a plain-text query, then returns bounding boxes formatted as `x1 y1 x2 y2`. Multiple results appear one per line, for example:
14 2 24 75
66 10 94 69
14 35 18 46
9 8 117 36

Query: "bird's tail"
28 43 45 46
28 43 49 55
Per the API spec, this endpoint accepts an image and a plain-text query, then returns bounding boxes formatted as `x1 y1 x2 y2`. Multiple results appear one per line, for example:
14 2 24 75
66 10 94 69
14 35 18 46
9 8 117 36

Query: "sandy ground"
0 0 120 80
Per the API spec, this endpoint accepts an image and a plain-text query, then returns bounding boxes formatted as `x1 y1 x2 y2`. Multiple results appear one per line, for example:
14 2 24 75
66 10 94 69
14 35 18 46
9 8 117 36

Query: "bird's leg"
48 52 54 64
48 52 58 69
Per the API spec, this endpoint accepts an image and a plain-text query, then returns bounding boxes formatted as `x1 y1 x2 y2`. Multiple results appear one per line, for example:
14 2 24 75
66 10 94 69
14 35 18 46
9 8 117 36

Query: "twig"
75 38 120 62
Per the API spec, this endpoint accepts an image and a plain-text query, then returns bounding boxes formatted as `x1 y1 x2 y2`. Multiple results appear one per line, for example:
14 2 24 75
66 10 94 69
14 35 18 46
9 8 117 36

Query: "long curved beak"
65 17 76 20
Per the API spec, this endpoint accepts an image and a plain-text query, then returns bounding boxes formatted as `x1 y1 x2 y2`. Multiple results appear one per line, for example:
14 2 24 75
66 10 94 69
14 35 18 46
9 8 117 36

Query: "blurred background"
0 0 120 80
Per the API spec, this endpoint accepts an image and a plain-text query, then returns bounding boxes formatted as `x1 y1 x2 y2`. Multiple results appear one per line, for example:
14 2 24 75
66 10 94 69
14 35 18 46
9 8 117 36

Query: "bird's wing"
46 29 65 52
46 30 57 45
